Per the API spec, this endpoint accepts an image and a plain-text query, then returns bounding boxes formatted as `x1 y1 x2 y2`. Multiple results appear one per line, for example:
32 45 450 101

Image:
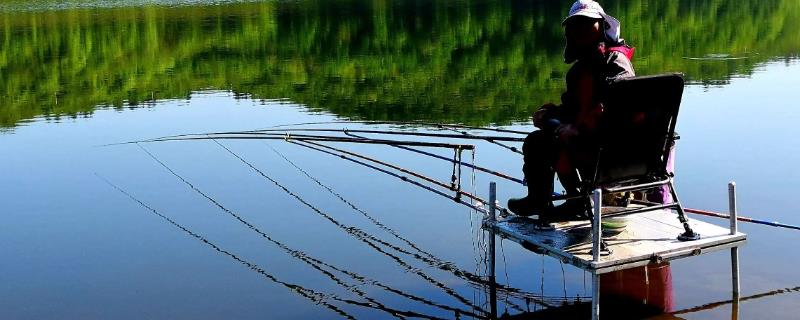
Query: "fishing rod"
301 140 469 202
242 128 526 142
266 143 444 262
137 124 526 147
133 136 537 308
268 144 575 311
108 133 476 150
295 139 509 214
442 127 524 155
631 199 800 231
260 120 531 135
288 140 555 312
212 140 491 314
346 131 526 185
101 173 468 320
134 143 474 319
685 207 800 231
267 143 566 310
130 140 571 311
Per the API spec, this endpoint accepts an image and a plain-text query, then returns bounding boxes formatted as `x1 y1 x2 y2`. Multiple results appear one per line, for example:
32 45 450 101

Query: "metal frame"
485 181 743 320
549 175 699 241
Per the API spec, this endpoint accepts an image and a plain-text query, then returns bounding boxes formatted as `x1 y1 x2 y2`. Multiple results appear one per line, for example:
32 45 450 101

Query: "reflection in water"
1 0 799 128
96 174 358 319
672 285 800 316
135 142 482 318
507 264 680 320
600 263 674 316
267 142 446 261
212 139 491 313
133 134 603 316
4 0 800 318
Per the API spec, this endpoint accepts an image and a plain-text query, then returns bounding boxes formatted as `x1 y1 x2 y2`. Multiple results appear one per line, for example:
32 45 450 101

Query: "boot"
547 200 587 221
508 169 555 217
545 170 589 221
507 196 552 217
512 130 557 217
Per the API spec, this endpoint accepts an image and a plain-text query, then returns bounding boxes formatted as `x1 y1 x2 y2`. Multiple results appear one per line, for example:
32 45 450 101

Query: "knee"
523 130 549 155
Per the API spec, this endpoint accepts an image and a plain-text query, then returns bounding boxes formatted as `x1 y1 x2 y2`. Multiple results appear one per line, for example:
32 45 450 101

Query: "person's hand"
532 103 556 128
555 124 579 143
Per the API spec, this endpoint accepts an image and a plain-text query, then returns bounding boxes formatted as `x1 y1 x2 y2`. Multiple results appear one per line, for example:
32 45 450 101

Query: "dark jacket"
550 43 635 173
556 43 636 133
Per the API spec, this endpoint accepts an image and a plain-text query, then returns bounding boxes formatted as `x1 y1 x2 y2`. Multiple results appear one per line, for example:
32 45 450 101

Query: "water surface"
2 0 800 319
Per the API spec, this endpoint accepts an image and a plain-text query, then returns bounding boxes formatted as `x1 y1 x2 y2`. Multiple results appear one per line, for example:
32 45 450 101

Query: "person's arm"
557 69 600 142
533 103 558 128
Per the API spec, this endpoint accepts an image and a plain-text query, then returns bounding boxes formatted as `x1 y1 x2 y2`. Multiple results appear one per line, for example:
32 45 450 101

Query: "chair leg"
668 179 701 241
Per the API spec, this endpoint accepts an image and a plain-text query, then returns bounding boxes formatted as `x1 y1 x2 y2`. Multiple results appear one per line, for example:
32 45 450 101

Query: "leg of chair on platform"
669 179 700 241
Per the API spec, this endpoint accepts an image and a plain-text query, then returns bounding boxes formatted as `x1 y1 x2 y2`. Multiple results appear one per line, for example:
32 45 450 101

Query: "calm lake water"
2 0 800 319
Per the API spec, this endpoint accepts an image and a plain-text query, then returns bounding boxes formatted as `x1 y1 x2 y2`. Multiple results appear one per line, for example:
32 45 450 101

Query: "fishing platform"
489 205 745 274
481 182 747 320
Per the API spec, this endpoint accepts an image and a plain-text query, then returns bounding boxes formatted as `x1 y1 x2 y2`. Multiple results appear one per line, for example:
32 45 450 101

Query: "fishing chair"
553 73 700 242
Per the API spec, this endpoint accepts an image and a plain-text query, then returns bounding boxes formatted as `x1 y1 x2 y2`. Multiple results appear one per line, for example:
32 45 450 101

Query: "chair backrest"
593 73 685 186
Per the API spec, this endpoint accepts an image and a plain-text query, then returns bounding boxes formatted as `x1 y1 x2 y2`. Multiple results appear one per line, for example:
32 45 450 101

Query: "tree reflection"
0 0 798 128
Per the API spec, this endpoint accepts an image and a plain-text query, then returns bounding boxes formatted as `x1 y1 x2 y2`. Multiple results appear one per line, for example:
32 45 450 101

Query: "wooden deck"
485 208 747 274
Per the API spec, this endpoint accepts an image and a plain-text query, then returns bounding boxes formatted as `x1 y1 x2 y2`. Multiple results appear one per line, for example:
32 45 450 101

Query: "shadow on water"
1 0 799 129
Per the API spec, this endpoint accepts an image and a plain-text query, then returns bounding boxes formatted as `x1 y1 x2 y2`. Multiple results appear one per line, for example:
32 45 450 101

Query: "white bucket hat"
562 0 622 44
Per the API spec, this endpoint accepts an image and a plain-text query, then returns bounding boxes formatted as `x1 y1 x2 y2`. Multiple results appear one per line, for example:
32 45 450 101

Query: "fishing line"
134 143 469 319
96 174 357 319
560 260 567 301
346 132 524 185
500 238 511 314
107 133 475 150
297 139 505 212
468 148 481 310
213 140 489 313
289 139 531 299
292 140 487 212
258 120 531 135
286 140 543 312
444 127 524 155
244 128 526 142
129 136 577 309
265 142 443 264
451 147 463 201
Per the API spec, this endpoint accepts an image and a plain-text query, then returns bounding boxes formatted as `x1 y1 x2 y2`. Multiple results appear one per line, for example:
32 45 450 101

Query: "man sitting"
508 0 635 220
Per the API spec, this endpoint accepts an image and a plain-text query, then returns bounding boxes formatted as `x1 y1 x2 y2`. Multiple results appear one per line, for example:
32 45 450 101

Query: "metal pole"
489 182 498 319
591 188 602 320
729 182 738 235
729 182 741 320
592 188 602 262
592 272 600 320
